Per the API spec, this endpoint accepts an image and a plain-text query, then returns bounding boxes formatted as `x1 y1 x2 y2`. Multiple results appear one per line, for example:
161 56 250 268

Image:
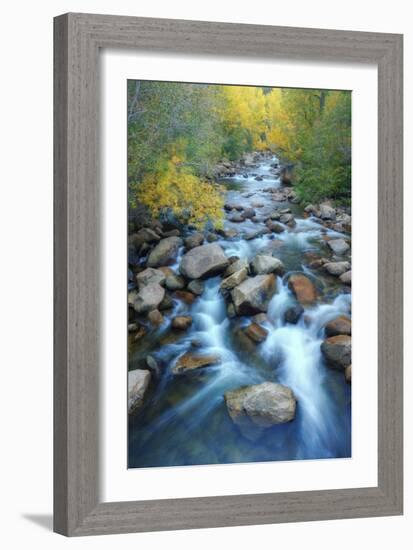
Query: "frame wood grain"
54 13 403 536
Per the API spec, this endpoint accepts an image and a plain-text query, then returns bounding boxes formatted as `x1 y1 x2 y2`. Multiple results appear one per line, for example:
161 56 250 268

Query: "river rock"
180 243 229 279
224 257 249 278
187 279 205 296
251 254 285 276
324 261 351 276
345 365 352 383
288 274 317 305
172 316 193 330
231 274 277 315
279 212 295 225
147 236 183 267
224 382 297 441
133 227 161 245
319 203 336 221
172 352 221 375
284 304 304 324
133 283 165 314
245 322 268 343
174 290 196 304
340 270 352 285
128 369 151 414
324 315 351 337
158 267 185 290
321 335 351 369
158 293 174 311
184 232 204 250
241 207 256 219
136 267 166 288
147 308 164 327
266 220 285 233
244 228 269 240
220 267 248 291
227 211 245 223
327 238 350 255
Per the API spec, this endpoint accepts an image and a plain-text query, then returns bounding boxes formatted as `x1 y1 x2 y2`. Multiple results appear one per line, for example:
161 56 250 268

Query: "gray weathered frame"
54 13 403 536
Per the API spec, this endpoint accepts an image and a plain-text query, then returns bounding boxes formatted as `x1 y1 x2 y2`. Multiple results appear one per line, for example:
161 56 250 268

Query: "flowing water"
128 154 351 468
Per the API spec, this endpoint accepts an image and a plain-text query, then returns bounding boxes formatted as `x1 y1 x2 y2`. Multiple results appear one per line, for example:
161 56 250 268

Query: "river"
128 153 351 468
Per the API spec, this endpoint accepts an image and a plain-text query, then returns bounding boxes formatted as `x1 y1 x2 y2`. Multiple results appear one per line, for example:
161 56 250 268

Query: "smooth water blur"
128 154 351 468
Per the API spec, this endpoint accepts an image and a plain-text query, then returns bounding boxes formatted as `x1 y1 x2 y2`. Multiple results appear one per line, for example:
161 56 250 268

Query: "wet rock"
267 211 281 221
224 202 243 211
319 203 336 221
172 352 221 375
128 290 139 307
227 303 236 318
224 257 249 278
136 267 166 288
324 315 351 337
174 290 196 305
147 308 164 327
217 227 238 239
147 236 183 267
220 267 248 290
180 243 229 279
254 175 263 181
206 232 219 242
324 261 351 276
158 293 174 311
340 270 351 286
251 201 264 208
184 232 204 250
284 304 304 324
162 228 181 238
133 283 165 314
231 274 277 315
128 369 151 414
130 227 160 247
128 323 138 332
345 365 352 383
146 355 161 377
133 325 147 341
187 279 205 296
158 267 185 290
251 254 285 276
304 204 317 214
266 220 285 233
321 335 351 369
327 238 350 255
252 313 268 324
227 212 244 223
245 322 268 343
288 274 317 305
224 382 297 441
241 207 256 219
244 228 270 240
172 315 193 330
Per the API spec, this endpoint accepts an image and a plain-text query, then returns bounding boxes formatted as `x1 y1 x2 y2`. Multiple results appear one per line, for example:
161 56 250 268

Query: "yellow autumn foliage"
135 153 224 229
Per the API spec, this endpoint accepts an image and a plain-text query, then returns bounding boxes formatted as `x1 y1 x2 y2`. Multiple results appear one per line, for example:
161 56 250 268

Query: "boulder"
180 243 229 280
244 228 269 240
133 283 165 314
224 382 297 441
147 309 164 327
324 261 351 276
340 270 352 286
187 279 205 296
136 267 166 288
266 220 285 233
284 304 304 324
184 232 204 250
224 257 249 278
147 236 183 267
158 267 185 290
251 254 285 276
244 322 268 343
163 228 181 238
288 274 317 305
279 213 295 225
327 238 350 255
220 267 248 291
231 274 277 315
172 316 193 330
241 207 256 219
324 315 351 337
227 212 244 223
345 365 352 383
132 227 160 246
321 335 351 369
128 369 151 414
174 290 196 305
172 352 221 375
319 203 336 221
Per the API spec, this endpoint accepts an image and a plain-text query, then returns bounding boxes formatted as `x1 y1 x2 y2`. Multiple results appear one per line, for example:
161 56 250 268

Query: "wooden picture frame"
54 13 403 536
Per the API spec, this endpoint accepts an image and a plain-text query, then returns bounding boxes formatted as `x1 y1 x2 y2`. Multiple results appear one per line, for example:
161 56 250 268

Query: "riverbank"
127 151 351 467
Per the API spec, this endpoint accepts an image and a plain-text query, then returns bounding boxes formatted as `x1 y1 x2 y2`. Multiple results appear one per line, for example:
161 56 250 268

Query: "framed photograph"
54 13 403 536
